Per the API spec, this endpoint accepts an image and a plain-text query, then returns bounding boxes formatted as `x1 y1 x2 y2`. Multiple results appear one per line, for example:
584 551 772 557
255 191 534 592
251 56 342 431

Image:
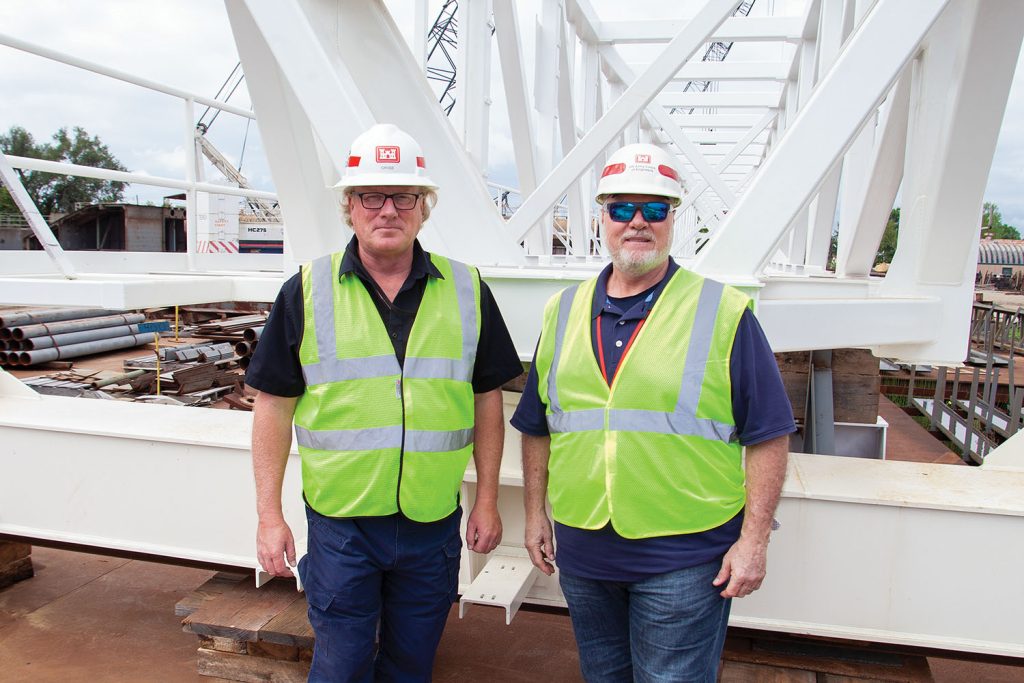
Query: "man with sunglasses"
513 143 795 681
246 123 523 681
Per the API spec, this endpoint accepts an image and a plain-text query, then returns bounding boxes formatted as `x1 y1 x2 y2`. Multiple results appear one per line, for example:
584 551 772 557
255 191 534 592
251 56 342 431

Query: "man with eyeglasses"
246 123 523 681
512 143 795 681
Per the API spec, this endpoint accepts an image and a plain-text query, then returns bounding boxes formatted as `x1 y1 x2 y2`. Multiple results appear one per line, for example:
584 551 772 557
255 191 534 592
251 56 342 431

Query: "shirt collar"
592 257 679 320
338 236 443 282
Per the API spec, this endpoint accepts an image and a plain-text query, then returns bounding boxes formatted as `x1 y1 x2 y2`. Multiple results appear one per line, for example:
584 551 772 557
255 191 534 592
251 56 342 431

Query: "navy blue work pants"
298 505 463 682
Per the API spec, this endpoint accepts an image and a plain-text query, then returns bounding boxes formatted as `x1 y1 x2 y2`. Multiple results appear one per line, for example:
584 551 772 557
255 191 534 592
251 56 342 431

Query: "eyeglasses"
355 192 422 210
605 201 671 223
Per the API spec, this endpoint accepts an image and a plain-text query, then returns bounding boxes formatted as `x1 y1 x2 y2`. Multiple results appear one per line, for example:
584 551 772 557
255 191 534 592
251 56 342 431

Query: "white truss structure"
2 0 1024 657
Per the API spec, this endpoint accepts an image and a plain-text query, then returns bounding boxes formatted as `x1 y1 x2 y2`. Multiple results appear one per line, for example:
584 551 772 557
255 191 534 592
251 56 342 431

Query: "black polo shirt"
246 237 524 397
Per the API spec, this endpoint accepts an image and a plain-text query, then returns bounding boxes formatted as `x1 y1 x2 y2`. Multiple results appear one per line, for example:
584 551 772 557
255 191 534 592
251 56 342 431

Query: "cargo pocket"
304 586 335 661
442 535 462 603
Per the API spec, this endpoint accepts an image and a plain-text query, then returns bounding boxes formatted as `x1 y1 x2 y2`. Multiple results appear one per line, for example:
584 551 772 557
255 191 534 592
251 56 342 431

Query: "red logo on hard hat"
658 164 679 181
601 163 626 177
635 154 651 163
376 146 401 163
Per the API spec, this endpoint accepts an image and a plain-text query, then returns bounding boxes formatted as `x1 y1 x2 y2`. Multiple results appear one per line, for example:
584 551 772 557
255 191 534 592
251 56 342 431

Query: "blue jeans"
298 505 463 683
559 560 731 683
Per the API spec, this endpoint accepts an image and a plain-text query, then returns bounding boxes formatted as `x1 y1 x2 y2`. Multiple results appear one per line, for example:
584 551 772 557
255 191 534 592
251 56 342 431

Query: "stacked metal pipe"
234 325 263 370
0 307 152 367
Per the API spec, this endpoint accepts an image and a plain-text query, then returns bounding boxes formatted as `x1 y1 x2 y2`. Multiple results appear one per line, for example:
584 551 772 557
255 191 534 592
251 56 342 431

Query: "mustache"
621 229 653 241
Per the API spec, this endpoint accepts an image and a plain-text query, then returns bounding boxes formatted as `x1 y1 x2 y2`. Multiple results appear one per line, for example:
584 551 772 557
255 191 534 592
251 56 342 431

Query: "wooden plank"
260 596 314 649
184 578 302 642
724 637 934 682
0 541 31 565
720 660 816 682
176 572 247 618
249 641 300 661
196 647 309 683
198 635 248 654
0 556 34 590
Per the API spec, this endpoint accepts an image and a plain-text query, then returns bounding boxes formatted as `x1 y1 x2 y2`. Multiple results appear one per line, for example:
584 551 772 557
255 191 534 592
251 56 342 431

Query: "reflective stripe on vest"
537 268 751 538
301 255 477 388
295 251 479 521
546 278 734 441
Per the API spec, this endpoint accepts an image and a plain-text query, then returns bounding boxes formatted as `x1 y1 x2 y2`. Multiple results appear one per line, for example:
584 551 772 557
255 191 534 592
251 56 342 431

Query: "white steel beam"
676 112 775 214
557 9 589 253
2 386 1021 656
234 0 523 266
694 0 950 281
836 70 910 276
628 62 790 82
506 0 743 244
599 47 738 209
600 17 805 44
672 115 769 128
657 92 782 108
6 155 278 202
875 0 1024 364
493 0 543 254
0 153 76 279
0 33 256 120
225 0 356 264
457 0 494 172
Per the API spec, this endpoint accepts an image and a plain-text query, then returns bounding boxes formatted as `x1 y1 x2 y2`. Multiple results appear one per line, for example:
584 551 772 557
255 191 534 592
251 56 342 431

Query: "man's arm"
713 434 789 598
252 390 300 577
522 434 556 576
466 388 504 553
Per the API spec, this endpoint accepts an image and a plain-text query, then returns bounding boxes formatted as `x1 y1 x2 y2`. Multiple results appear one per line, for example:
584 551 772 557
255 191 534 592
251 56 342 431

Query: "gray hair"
339 187 438 227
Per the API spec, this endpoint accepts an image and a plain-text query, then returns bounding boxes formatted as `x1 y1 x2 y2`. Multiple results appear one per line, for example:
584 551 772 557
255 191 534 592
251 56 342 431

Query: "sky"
1 1 1023 228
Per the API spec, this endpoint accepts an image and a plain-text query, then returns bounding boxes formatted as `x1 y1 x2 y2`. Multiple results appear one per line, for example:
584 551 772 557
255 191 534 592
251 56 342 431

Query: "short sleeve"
245 273 306 397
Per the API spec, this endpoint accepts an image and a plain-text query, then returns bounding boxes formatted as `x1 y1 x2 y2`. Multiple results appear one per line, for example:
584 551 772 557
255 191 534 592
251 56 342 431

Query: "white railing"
0 32 277 275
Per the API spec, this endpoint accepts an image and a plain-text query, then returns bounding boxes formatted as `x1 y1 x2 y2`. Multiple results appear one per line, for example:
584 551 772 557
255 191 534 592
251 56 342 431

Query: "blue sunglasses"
606 201 671 223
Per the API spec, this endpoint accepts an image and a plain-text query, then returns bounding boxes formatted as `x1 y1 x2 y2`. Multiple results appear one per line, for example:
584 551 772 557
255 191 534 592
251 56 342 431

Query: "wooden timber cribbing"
178 573 937 682
179 573 312 682
720 630 934 682
0 541 33 590
775 349 881 425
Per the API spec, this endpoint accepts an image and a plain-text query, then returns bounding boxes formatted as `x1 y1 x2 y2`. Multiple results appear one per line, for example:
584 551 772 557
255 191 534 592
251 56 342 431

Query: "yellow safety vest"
534 267 752 538
295 251 481 522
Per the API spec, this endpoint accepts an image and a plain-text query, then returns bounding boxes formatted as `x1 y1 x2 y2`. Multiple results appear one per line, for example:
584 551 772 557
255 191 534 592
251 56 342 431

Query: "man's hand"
713 534 767 598
466 501 502 553
257 516 296 577
525 510 556 576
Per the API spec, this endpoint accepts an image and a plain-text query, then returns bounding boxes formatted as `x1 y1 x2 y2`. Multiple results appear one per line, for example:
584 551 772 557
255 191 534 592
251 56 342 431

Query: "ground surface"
1 548 1022 682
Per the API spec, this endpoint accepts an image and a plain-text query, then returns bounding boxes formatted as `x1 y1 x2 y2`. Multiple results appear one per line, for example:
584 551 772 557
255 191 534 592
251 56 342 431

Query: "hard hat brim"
332 173 438 191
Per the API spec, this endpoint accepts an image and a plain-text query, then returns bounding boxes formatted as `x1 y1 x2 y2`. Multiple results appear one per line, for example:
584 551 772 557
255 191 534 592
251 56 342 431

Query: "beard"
609 229 672 276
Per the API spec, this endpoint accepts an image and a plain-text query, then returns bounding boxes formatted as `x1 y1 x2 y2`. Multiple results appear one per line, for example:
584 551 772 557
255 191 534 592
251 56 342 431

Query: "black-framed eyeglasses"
355 192 422 210
605 201 671 223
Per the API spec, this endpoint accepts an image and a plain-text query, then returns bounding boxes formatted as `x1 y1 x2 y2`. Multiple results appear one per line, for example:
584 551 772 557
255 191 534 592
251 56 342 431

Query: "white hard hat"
332 123 438 190
595 143 682 206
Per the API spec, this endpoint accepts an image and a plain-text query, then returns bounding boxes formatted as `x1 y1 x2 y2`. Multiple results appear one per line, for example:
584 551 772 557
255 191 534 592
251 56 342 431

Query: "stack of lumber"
774 348 881 425
720 629 934 682
178 573 311 682
0 541 33 590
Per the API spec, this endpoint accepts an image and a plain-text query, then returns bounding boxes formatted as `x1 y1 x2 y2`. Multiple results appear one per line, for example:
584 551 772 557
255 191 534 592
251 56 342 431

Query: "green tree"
981 201 1020 240
876 207 900 265
0 125 128 216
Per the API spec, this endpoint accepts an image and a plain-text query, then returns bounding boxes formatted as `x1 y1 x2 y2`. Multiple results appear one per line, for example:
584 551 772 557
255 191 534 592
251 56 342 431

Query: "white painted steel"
5 155 277 202
0 153 76 279
695 0 950 279
1 386 1021 656
506 0 740 244
0 33 255 119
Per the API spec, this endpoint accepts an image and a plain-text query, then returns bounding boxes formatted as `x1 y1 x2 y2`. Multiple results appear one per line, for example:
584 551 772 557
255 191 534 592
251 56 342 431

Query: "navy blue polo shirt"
510 259 796 582
246 237 524 398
